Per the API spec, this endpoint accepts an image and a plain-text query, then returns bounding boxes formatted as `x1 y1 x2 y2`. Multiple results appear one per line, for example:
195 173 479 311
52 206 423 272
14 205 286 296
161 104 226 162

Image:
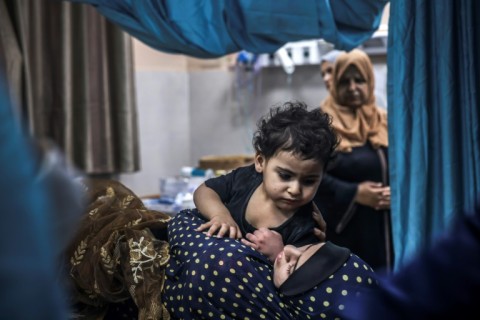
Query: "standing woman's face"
336 65 369 109
320 61 334 92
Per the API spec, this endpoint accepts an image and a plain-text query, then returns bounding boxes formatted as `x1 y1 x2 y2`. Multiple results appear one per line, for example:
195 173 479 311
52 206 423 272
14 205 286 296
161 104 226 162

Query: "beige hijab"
321 49 388 152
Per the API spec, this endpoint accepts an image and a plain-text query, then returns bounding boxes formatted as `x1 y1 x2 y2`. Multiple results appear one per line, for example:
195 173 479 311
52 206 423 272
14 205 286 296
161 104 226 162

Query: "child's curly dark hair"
252 101 339 167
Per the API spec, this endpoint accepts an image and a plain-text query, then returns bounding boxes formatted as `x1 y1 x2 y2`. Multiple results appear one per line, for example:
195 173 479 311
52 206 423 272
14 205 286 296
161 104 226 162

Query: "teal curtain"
388 0 480 268
65 0 388 56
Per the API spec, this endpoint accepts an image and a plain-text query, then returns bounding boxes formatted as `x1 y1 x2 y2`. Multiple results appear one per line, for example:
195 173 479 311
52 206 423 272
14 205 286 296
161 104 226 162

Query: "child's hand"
196 214 242 239
242 228 284 262
312 202 327 242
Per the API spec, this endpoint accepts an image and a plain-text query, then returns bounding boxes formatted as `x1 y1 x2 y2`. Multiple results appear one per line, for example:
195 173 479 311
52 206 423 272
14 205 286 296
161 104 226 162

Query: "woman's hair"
252 101 339 166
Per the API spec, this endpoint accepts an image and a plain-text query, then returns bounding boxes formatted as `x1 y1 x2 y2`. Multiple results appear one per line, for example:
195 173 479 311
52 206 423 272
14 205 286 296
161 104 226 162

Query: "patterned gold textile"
66 178 171 319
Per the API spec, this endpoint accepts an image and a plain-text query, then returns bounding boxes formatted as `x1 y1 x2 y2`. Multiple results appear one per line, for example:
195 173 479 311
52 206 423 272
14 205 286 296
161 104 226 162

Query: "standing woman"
315 49 393 272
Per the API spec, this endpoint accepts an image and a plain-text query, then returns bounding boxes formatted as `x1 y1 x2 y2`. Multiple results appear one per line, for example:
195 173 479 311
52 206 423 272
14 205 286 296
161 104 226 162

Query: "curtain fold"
388 0 480 268
0 0 139 174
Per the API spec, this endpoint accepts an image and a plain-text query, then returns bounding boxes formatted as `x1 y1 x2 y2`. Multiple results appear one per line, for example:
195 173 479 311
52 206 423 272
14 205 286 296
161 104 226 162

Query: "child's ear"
254 153 265 173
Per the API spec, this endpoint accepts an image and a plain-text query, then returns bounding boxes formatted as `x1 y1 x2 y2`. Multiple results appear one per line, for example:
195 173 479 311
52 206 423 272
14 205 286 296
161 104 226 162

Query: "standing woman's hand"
355 181 390 210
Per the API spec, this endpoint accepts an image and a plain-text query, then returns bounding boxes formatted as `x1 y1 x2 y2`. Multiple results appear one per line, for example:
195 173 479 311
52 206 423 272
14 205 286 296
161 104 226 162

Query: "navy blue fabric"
163 209 378 319
340 199 480 319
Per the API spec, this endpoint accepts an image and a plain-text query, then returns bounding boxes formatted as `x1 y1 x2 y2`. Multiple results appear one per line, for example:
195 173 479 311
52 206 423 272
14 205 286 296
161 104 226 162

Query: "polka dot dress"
162 209 378 319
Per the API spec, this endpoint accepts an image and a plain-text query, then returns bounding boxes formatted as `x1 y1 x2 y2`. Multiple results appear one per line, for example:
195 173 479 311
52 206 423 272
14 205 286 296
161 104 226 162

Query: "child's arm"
193 183 242 239
242 228 284 262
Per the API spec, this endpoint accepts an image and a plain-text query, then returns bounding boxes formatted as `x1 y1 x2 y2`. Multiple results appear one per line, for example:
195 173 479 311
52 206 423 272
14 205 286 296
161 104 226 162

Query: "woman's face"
273 244 319 287
336 65 369 108
320 61 334 91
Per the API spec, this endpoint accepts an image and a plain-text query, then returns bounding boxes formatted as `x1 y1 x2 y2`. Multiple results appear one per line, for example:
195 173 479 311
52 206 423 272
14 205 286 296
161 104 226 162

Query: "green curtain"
0 0 140 174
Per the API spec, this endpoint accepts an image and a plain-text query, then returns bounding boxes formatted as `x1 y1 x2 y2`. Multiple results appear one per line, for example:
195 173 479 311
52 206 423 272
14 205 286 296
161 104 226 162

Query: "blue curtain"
65 0 387 56
388 0 480 268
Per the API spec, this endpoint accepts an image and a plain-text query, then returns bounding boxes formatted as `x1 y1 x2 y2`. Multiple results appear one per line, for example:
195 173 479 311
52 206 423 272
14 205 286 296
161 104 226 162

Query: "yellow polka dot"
204 263 209 269
220 297 226 303
258 283 264 288
227 252 233 257
195 258 200 263
252 293 258 298
201 275 205 280
237 261 243 267
326 287 332 293
260 314 266 319
179 307 184 312
238 285 244 290
210 281 215 287
363 264 368 270
233 303 239 308
308 306 314 312
267 296 273 302
279 302 285 308
225 277 231 283
208 312 213 317
310 296 316 302
189 242 194 246
342 289 348 296
210 254 215 259
213 270 218 276
220 315 226 319
243 278 248 283
247 272 253 278
208 292 213 298
368 278 373 284
261 308 268 313
230 268 236 274
222 287 228 293
323 301 330 307
356 276 362 283
191 270 196 276
246 308 252 313
353 262 359 268
219 260 224 265
342 274 349 281
198 297 203 303
235 293 241 298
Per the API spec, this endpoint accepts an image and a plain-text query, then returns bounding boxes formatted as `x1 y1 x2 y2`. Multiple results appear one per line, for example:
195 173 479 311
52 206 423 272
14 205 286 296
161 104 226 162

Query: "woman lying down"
160 208 377 319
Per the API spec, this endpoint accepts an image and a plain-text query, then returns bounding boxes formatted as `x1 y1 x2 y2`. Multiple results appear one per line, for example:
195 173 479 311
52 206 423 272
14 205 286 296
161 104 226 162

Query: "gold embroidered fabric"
66 178 171 319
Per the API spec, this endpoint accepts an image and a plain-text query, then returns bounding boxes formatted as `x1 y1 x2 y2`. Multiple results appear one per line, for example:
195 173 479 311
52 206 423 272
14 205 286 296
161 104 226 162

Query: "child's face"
255 151 323 214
